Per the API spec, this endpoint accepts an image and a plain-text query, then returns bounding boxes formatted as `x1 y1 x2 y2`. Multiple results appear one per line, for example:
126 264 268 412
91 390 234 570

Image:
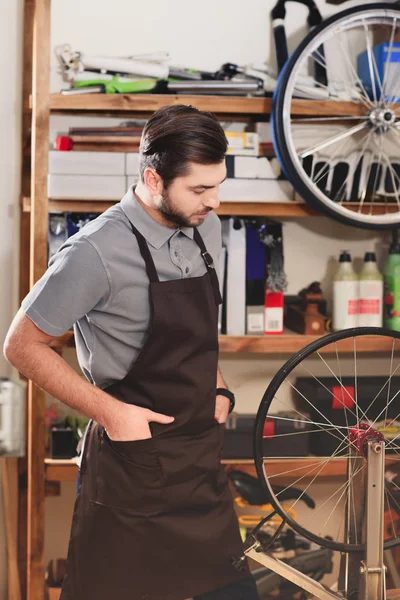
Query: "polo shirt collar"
120 186 194 249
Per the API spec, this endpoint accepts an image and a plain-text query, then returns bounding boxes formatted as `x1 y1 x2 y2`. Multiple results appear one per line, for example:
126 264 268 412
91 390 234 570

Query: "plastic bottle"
358 252 383 327
333 250 359 331
384 229 400 331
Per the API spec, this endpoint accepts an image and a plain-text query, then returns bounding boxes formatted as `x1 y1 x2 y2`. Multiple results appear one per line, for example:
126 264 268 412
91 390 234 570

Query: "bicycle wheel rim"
272 4 400 229
254 327 400 553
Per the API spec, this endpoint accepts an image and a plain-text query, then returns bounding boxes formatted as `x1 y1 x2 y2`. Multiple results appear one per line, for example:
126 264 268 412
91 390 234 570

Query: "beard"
158 188 210 228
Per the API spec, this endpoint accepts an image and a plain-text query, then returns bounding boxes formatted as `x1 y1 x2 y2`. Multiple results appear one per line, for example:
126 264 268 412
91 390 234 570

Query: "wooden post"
28 0 50 599
1 459 22 600
18 1 35 598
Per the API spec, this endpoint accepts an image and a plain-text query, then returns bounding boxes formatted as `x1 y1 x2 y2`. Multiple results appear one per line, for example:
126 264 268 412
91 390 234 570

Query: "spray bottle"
358 252 383 327
333 250 358 331
384 229 400 331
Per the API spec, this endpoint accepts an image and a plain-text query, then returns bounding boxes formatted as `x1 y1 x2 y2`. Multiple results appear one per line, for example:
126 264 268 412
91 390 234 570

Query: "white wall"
0 0 394 596
0 0 23 597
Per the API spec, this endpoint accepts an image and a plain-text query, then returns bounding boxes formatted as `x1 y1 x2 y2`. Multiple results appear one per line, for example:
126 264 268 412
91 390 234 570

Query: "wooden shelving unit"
18 3 390 600
43 456 349 484
58 329 396 355
22 196 317 217
22 196 400 218
44 455 400 485
47 93 365 118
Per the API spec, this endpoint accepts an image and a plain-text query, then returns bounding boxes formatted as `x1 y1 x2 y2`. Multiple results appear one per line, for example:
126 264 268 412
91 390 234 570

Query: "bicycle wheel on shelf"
254 327 400 553
272 4 400 229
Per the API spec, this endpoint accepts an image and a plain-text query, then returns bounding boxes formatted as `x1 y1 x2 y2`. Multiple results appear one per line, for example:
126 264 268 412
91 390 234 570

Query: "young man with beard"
4 105 260 600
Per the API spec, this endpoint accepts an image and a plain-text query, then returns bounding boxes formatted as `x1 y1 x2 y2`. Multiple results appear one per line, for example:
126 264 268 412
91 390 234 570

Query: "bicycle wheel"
254 327 400 553
272 4 400 229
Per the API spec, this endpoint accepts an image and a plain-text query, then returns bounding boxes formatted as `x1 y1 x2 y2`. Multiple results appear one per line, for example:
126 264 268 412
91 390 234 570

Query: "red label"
263 419 276 438
348 299 359 315
332 385 355 409
359 299 380 315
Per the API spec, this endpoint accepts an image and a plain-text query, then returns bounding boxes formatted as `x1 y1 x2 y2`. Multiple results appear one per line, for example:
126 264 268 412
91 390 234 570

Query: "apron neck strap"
130 223 160 283
130 222 222 305
193 228 222 305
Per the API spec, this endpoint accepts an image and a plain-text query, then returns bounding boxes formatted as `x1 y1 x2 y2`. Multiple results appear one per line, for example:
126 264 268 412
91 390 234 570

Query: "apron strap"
130 223 160 283
193 228 222 305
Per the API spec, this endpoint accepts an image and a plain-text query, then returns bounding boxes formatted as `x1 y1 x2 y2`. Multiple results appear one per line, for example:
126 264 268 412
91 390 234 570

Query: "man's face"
158 161 227 228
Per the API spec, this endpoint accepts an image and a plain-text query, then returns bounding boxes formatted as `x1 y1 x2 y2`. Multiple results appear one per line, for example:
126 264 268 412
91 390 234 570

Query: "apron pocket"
93 429 163 514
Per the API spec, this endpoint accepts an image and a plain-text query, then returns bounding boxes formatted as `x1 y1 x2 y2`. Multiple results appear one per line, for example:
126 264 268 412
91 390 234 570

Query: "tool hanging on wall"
257 220 288 294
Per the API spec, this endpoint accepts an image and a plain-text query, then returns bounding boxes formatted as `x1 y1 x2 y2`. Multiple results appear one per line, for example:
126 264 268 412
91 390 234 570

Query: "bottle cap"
364 252 376 262
339 250 351 263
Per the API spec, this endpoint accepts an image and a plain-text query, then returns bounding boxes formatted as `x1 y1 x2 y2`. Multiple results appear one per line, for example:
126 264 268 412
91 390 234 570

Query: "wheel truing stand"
244 426 392 600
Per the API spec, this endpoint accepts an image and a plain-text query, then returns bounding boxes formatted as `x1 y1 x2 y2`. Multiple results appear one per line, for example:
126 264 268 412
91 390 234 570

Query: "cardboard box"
226 132 259 156
49 151 125 175
227 156 280 179
265 290 284 335
48 174 127 199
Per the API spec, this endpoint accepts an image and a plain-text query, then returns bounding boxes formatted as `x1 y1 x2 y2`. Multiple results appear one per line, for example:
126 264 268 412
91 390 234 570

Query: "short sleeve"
21 237 110 336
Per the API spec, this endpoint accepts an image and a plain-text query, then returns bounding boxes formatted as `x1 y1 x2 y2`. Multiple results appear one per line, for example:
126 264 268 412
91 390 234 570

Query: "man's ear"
143 168 164 197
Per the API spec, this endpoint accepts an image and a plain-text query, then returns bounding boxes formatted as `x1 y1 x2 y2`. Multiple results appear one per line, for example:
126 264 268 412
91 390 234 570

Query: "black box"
50 427 77 459
222 412 312 459
295 377 400 456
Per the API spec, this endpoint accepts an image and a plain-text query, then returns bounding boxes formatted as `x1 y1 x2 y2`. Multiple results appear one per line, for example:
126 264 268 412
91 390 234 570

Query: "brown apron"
60 224 249 600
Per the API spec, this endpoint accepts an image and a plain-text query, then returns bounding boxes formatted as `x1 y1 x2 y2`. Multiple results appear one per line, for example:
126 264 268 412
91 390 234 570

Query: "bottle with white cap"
333 250 359 331
358 252 383 327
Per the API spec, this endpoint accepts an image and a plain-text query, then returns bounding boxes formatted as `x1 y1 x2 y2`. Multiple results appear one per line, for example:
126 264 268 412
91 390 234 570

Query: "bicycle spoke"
300 362 369 426
288 380 354 448
318 464 366 537
337 32 375 109
270 394 350 447
380 18 397 103
385 486 400 537
300 122 368 159
266 456 352 480
336 343 351 434
273 438 350 510
362 19 380 104
385 341 396 424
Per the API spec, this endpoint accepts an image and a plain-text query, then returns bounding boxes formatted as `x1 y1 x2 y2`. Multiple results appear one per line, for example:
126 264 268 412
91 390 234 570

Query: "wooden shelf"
21 196 317 217
48 94 272 117
57 330 396 355
43 457 346 484
46 456 400 484
23 196 400 218
47 93 365 118
219 333 396 354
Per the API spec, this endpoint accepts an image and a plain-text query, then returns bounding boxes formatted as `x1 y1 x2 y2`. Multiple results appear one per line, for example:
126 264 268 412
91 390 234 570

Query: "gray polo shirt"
22 186 221 388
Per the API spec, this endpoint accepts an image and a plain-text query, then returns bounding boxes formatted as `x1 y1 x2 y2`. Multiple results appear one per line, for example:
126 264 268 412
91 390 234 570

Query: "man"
4 105 260 600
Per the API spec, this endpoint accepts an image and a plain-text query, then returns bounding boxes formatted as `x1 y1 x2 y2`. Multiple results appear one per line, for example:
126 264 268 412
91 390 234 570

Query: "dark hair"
139 104 228 187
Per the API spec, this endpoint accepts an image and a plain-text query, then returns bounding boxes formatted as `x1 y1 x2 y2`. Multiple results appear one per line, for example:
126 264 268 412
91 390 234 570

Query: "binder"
226 218 246 335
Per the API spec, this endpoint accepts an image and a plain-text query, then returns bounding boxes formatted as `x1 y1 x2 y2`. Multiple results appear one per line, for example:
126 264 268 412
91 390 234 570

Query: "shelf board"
219 333 396 354
44 456 352 484
23 196 400 218
49 93 272 117
57 330 396 355
22 196 317 217
46 456 400 484
47 93 365 118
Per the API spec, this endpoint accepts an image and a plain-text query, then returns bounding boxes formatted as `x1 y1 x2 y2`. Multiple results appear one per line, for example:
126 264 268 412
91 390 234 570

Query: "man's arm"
3 309 174 441
214 366 230 423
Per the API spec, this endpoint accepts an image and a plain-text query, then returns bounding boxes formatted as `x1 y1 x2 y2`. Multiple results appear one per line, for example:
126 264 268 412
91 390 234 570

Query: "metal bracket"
245 546 341 600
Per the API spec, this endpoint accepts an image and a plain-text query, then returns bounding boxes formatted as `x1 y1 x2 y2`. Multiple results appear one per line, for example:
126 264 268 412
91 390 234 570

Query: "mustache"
195 208 212 215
